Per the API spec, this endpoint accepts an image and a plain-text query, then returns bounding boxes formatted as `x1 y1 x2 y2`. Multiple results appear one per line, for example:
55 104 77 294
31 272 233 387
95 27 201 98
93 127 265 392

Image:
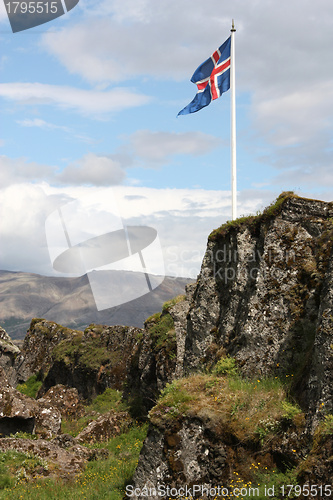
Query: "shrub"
281 400 302 420
213 355 238 376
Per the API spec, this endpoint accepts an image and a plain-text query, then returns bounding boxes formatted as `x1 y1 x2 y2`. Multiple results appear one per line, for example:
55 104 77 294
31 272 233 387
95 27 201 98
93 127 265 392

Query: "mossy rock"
209 191 297 241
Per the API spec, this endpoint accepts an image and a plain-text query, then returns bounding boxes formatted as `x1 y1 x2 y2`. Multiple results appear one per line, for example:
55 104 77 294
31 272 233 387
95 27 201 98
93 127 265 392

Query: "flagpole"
230 20 237 220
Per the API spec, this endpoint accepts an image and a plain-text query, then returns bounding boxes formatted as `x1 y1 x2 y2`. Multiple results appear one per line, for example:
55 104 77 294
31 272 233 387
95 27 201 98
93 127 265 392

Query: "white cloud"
58 153 127 186
17 118 70 132
41 6 226 83
0 83 151 115
0 128 220 190
0 184 58 275
16 118 98 145
127 130 220 165
253 82 333 147
0 155 54 187
0 182 274 277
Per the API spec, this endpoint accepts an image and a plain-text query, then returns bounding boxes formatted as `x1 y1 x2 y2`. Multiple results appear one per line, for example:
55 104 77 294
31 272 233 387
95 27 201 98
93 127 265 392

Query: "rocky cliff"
183 193 333 419
130 192 333 496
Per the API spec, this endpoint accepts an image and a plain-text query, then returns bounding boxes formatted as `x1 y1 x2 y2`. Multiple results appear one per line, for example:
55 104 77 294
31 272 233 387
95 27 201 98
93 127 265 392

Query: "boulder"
0 436 107 481
76 410 131 444
37 384 84 418
0 367 61 438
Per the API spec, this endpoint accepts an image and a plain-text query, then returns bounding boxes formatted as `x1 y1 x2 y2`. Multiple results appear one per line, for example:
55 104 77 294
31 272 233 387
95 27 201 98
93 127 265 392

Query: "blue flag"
178 37 231 116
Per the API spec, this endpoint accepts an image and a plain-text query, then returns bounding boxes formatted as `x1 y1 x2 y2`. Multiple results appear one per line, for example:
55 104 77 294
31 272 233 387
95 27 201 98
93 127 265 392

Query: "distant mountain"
0 270 193 340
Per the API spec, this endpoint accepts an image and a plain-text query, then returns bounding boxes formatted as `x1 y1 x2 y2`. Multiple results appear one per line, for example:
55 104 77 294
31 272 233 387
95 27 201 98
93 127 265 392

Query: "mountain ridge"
0 270 193 340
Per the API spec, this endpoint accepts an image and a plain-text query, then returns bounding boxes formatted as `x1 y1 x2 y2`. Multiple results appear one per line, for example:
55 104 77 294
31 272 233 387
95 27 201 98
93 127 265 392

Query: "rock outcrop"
0 326 20 386
129 193 333 496
75 410 131 444
15 320 142 400
182 194 333 419
13 311 180 415
0 368 61 438
0 436 107 481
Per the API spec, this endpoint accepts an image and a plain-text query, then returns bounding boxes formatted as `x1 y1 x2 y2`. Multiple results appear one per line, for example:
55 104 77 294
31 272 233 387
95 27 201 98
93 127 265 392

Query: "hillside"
0 271 192 340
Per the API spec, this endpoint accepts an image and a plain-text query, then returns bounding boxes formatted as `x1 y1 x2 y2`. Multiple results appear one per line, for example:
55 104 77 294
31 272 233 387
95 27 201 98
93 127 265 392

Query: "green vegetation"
148 362 307 500
0 423 148 500
16 374 43 399
51 330 119 371
85 388 127 415
149 365 303 446
0 450 49 492
146 311 176 354
321 414 333 435
161 295 185 314
0 386 148 499
61 388 128 437
209 191 297 241
29 318 46 330
213 355 239 376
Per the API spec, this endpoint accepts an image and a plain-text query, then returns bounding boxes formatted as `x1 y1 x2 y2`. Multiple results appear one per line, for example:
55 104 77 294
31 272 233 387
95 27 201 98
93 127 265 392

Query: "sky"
0 0 333 281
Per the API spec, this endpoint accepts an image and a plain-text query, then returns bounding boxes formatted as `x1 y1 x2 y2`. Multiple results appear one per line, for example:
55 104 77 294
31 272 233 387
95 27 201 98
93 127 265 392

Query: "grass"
0 423 148 500
146 312 176 353
149 370 302 445
16 375 43 399
61 388 129 437
0 450 49 492
161 295 185 314
209 191 296 241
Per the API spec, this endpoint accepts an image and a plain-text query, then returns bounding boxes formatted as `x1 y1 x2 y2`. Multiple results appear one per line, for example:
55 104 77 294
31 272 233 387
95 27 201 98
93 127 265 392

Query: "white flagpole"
230 20 237 220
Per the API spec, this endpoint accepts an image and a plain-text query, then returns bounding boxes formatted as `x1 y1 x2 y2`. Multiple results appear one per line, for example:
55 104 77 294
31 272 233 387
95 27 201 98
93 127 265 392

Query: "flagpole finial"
231 19 236 32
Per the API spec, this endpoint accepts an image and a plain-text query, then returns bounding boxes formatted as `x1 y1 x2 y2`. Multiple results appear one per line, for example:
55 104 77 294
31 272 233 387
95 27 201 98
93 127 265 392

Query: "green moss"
29 318 45 330
209 191 297 241
162 295 185 314
145 311 161 324
51 332 84 365
147 312 175 351
16 374 43 399
281 400 302 421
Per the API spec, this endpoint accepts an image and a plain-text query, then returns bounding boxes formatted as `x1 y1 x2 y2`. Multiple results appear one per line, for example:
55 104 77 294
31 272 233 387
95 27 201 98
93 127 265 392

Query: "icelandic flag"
178 37 231 115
